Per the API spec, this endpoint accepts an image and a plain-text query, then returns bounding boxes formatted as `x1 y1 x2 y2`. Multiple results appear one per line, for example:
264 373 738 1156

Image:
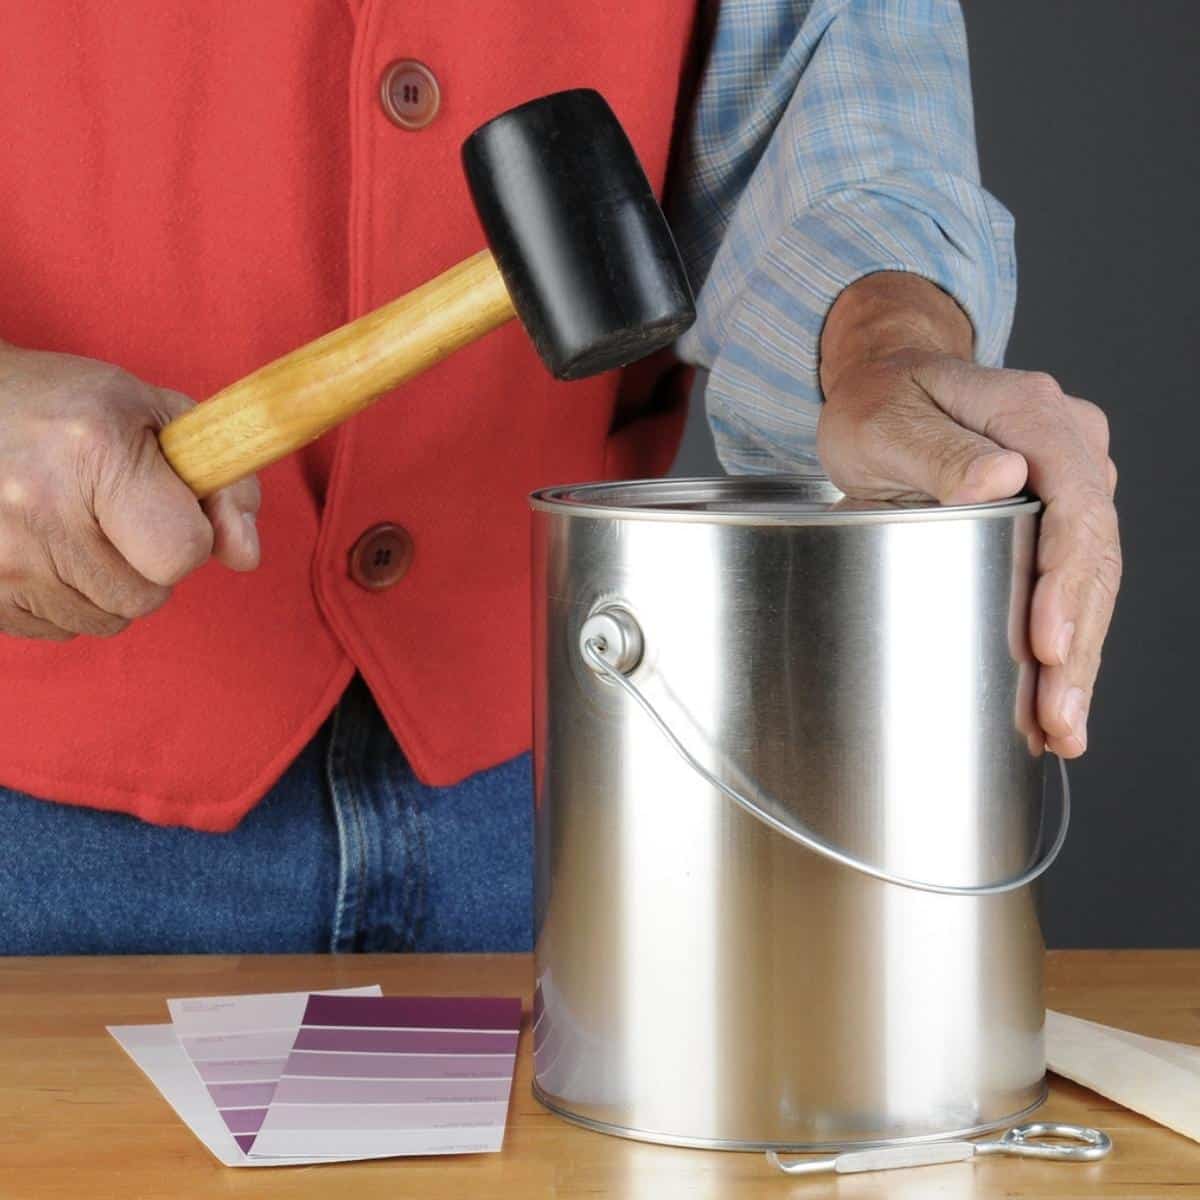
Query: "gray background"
670 2 1200 947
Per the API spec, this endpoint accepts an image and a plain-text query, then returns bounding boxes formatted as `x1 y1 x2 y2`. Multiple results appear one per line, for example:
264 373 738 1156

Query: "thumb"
155 389 261 572
201 478 261 572
822 386 1028 505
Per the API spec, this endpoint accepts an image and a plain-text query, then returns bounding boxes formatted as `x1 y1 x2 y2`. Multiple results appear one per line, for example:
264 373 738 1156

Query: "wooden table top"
2 951 1197 1198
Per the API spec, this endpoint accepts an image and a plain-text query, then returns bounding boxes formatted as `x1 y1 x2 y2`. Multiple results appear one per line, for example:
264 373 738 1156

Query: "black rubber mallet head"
463 87 696 380
158 88 696 498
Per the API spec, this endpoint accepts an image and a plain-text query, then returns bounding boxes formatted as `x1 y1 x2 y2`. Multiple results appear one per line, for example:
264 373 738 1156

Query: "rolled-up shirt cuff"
678 177 1017 474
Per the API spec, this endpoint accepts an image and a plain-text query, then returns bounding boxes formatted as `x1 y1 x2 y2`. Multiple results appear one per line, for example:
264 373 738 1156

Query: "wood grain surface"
1 951 1197 1198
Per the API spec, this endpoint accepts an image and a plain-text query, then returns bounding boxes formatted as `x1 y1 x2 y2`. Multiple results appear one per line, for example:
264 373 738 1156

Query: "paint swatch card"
109 989 524 1166
168 986 381 1154
248 994 523 1159
107 1023 354 1168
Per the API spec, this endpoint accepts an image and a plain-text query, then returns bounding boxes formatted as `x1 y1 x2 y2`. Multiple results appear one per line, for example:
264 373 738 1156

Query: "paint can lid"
530 475 1040 526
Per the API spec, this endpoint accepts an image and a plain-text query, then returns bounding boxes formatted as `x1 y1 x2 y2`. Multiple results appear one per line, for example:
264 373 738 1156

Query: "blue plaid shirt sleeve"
671 0 1017 472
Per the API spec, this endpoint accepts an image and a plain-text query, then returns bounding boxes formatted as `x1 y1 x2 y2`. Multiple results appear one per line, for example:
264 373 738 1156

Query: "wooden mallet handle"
159 249 514 499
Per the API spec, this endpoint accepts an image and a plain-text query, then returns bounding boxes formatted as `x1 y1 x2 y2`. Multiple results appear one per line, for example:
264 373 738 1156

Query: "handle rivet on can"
580 605 643 676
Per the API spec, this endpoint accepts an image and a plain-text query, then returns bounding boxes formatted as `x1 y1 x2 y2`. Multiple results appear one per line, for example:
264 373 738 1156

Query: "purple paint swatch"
293 1026 518 1054
272 1076 511 1104
302 994 521 1031
223 1107 269 1135
247 993 523 1160
206 1082 277 1108
283 1050 511 1079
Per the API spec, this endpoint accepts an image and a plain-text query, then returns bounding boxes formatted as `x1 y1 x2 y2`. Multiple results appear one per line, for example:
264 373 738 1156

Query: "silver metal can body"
530 477 1047 1151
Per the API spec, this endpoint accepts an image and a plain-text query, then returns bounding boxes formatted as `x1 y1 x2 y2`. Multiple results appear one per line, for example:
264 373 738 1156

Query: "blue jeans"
0 677 533 954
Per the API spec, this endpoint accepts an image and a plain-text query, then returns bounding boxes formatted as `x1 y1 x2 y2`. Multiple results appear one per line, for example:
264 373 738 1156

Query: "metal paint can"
529 475 1063 1151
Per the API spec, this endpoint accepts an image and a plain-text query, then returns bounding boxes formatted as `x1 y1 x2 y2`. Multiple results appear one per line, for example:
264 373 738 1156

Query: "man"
0 1 1119 953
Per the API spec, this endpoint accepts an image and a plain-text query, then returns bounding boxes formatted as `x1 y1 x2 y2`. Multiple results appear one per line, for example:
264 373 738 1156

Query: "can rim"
529 475 1042 526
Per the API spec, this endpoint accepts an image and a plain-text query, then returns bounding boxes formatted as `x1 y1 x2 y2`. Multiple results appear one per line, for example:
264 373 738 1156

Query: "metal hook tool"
767 1122 1112 1177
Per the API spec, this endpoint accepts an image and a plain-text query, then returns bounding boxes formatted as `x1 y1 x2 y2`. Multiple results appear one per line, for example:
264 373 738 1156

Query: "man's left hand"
818 273 1120 758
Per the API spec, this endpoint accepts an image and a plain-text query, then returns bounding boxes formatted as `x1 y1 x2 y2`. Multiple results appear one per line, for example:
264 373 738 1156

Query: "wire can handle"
580 606 1070 899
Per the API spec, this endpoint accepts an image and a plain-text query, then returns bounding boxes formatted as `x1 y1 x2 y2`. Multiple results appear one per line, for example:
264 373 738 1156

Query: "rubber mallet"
158 88 696 498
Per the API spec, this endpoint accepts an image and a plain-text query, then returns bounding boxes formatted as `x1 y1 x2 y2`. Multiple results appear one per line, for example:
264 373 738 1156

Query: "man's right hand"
0 343 260 641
